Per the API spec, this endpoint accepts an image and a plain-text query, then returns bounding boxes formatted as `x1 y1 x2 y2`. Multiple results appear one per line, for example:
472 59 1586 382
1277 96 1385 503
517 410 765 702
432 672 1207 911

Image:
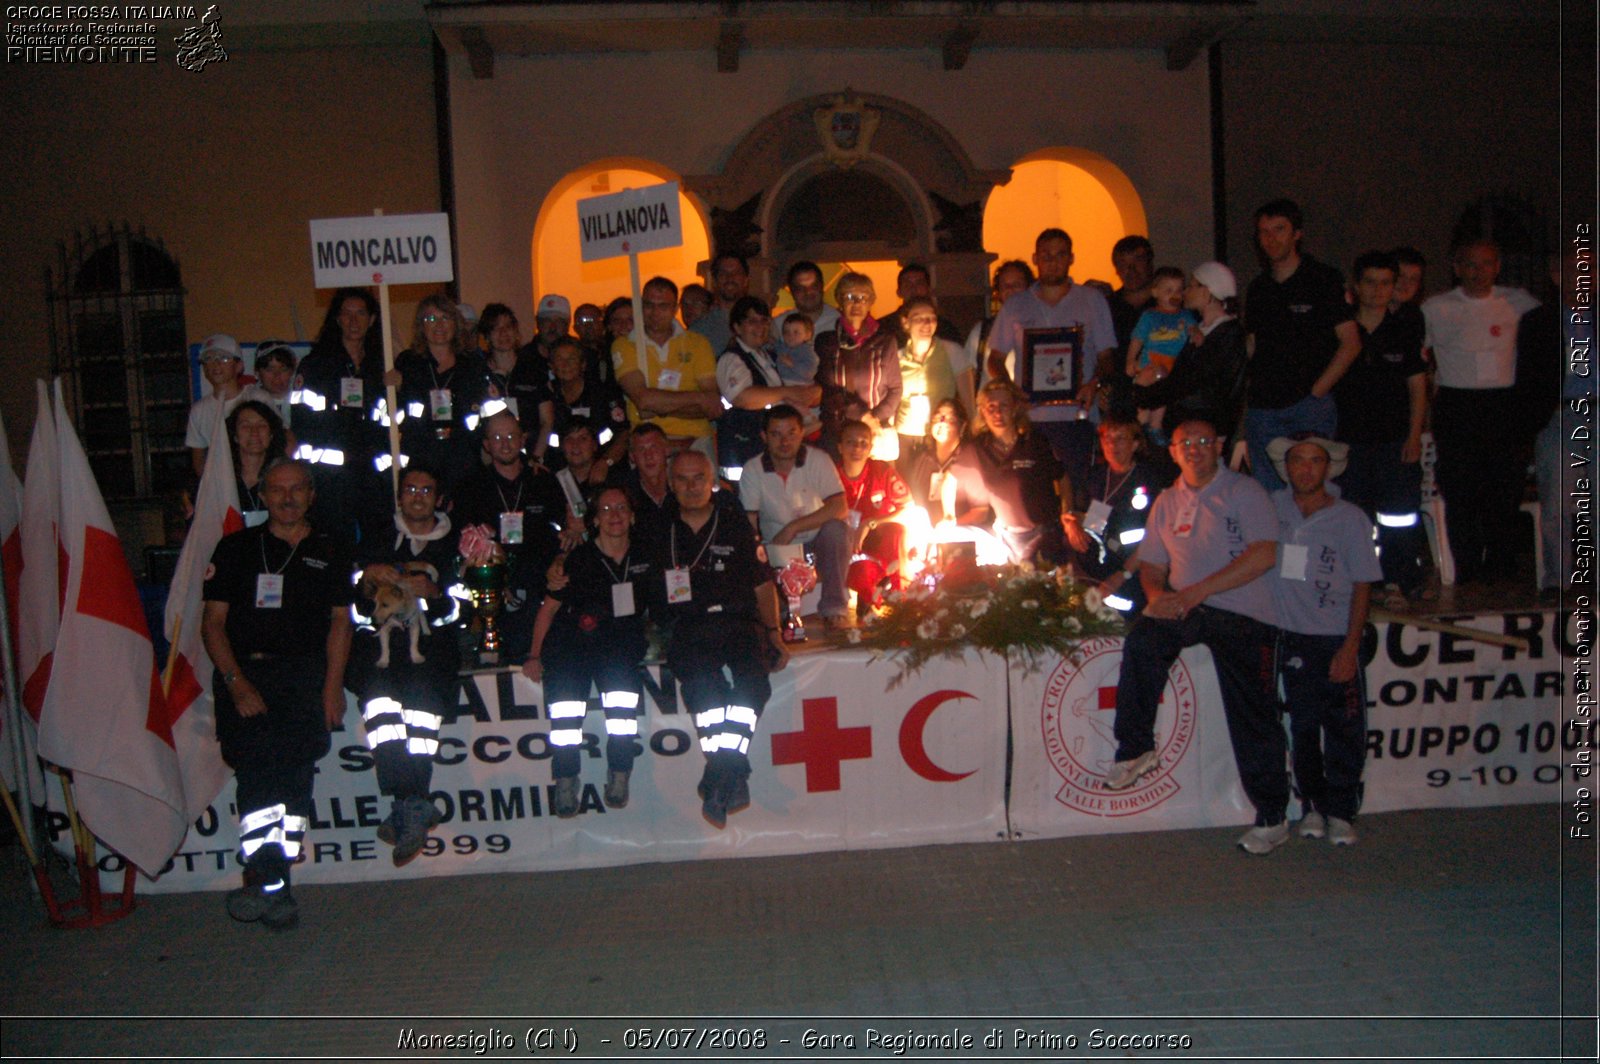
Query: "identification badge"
1280 543 1310 581
255 573 284 609
847 510 862 530
1084 500 1112 537
499 511 524 544
340 377 364 407
1172 496 1199 538
503 397 519 420
657 368 682 390
572 405 591 418
243 509 268 529
666 567 692 604
612 582 636 617
430 388 453 421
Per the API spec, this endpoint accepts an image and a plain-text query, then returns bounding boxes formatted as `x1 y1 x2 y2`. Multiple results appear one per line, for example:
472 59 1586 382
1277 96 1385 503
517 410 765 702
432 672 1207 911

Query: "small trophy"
459 524 508 665
777 558 818 643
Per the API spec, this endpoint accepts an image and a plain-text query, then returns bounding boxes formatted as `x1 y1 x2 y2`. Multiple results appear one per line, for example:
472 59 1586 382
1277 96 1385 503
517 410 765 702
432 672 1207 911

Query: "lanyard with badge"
496 477 525 544
666 509 719 604
599 549 636 618
256 534 300 609
340 358 364 408
429 361 455 422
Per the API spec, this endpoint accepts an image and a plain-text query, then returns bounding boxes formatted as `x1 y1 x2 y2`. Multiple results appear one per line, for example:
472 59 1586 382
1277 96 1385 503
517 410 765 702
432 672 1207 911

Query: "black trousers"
1114 606 1288 826
1433 387 1525 582
1280 631 1367 822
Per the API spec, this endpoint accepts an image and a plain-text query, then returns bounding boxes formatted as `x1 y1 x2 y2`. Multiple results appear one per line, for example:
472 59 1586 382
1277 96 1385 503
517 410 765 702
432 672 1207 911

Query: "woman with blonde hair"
958 378 1069 564
815 271 901 454
396 293 491 494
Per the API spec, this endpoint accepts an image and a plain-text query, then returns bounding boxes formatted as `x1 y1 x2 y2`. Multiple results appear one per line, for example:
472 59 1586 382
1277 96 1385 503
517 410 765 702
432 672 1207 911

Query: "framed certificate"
1021 325 1084 405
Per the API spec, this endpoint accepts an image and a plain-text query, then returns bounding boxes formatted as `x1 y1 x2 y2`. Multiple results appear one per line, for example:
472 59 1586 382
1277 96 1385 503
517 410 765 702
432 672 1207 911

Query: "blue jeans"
1244 394 1337 492
808 518 852 618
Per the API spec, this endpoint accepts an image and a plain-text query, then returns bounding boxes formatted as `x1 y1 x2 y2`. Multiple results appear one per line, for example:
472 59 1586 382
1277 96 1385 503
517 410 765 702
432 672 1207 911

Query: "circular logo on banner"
1039 636 1198 816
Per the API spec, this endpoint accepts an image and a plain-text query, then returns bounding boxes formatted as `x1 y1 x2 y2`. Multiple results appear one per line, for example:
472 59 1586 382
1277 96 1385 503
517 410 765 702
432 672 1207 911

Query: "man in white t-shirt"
738 405 851 626
1422 239 1540 583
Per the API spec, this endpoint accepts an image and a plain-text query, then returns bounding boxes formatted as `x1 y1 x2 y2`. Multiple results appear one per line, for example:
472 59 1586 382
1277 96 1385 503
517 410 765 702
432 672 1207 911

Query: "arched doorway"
683 91 1008 329
982 149 1149 286
531 159 712 310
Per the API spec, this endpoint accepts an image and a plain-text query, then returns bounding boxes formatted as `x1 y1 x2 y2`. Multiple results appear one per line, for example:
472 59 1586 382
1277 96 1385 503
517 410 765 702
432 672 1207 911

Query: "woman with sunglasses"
525 486 655 818
396 294 491 495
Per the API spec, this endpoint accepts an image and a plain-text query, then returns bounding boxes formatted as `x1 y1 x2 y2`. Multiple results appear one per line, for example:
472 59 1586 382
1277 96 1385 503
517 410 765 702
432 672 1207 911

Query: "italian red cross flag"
162 401 241 819
0 404 28 794
35 381 187 876
17 382 61 731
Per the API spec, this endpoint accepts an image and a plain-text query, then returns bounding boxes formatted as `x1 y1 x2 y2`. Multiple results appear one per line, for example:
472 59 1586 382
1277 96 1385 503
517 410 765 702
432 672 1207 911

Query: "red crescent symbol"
621 241 631 252
899 689 976 782
372 272 384 284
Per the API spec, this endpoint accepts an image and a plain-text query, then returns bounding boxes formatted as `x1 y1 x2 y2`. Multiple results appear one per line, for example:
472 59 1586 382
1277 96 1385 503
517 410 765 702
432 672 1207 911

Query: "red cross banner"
103 649 1008 892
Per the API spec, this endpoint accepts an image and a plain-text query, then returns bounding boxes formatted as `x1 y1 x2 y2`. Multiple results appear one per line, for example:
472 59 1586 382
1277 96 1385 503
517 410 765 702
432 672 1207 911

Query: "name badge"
1280 543 1310 581
255 573 284 609
340 377 364 408
665 567 692 604
1084 499 1112 537
847 510 862 530
503 396 519 420
499 511 524 544
430 388 453 421
657 368 682 390
1172 496 1199 539
572 405 591 418
243 509 268 529
612 582 636 618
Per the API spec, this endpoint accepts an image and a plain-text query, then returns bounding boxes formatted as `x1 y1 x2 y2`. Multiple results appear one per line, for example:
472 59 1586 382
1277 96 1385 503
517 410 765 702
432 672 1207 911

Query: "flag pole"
375 208 402 503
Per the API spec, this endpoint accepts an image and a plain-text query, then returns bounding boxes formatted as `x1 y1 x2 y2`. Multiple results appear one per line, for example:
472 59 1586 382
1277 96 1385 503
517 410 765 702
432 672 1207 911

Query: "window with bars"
48 224 190 501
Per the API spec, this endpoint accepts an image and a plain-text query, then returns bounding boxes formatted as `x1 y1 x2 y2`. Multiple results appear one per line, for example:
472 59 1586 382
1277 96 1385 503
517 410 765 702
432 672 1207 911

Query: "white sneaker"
1103 750 1159 790
1298 811 1326 839
1327 817 1359 846
1237 821 1290 855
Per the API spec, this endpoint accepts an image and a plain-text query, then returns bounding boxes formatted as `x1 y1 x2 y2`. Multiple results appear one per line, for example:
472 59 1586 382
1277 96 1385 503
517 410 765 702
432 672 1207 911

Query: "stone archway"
682 90 1009 328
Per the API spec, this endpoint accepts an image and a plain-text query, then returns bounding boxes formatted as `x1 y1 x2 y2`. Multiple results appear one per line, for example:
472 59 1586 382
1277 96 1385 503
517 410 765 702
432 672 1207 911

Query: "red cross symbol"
372 271 384 284
1098 686 1165 710
770 696 872 792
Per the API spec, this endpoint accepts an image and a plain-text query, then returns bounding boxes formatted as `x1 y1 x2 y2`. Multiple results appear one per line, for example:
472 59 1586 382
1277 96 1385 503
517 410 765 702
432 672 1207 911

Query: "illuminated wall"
983 151 1149 286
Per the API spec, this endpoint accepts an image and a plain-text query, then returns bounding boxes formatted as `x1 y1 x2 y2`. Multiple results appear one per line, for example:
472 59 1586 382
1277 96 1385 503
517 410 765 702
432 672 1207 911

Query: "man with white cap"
1267 432 1382 846
518 293 574 387
187 333 248 476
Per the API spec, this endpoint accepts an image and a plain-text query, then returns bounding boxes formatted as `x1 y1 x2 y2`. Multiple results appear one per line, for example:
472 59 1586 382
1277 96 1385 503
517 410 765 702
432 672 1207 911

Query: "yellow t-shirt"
611 329 718 440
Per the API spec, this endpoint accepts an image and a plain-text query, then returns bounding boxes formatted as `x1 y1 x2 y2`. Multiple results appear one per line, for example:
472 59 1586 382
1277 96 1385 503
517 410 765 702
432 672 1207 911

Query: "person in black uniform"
452 410 580 663
395 294 492 495
201 459 353 930
526 486 655 816
1061 414 1169 614
957 379 1070 565
656 449 788 828
348 463 460 865
292 287 391 547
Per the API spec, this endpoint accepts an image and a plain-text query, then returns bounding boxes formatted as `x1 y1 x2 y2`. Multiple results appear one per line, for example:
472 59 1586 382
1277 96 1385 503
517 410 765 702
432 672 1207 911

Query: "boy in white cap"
187 333 248 476
1267 432 1382 846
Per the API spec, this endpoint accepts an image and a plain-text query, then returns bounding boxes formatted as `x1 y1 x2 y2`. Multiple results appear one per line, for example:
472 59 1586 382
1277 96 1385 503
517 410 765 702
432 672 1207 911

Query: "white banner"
1009 638 1255 838
308 212 454 288
576 182 682 262
1008 610 1581 839
103 649 1007 892
1360 609 1579 811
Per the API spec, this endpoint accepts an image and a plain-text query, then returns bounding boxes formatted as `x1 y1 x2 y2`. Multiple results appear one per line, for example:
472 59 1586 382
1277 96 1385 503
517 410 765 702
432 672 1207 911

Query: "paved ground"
0 802 1593 1062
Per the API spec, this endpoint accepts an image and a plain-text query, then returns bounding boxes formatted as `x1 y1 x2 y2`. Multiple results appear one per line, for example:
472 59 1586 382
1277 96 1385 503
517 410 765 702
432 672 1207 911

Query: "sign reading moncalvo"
577 182 683 262
309 213 454 288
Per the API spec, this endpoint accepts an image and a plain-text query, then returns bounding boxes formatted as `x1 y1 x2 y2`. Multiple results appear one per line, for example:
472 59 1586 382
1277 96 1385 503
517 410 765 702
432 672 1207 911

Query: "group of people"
187 194 1578 928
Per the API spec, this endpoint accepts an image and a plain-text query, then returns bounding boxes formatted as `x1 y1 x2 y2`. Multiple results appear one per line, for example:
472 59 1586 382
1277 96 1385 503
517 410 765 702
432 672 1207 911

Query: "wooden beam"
717 21 744 73
460 26 493 80
943 21 979 71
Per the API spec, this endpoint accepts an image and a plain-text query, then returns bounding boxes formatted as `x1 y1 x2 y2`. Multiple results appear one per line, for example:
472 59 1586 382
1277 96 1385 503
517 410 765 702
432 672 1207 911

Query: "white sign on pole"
308 212 455 288
577 182 683 262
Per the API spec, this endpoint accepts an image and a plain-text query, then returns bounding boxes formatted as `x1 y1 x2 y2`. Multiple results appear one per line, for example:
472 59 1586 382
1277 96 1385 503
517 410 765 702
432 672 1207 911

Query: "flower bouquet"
854 562 1126 687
